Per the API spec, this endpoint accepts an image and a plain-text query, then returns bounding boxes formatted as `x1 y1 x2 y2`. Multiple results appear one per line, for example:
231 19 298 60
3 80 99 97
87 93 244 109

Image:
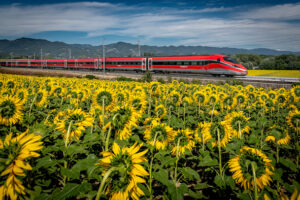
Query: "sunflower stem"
217 128 222 176
238 121 242 139
183 103 186 129
260 126 264 150
102 98 105 127
198 99 200 116
65 120 73 148
104 125 112 151
29 93 38 115
149 131 159 196
174 138 181 185
202 131 205 151
148 88 153 116
251 163 258 200
168 107 171 126
297 120 299 168
210 104 215 122
276 145 279 164
96 167 119 200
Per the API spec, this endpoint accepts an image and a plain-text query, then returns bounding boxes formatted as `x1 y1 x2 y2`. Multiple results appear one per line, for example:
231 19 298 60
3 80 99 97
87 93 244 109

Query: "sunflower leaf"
52 182 91 200
180 167 200 181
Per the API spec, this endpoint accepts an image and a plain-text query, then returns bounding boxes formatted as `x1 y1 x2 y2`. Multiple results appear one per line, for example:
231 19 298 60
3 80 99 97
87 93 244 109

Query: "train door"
28 60 30 68
148 58 153 71
75 59 78 69
64 60 67 69
142 58 146 71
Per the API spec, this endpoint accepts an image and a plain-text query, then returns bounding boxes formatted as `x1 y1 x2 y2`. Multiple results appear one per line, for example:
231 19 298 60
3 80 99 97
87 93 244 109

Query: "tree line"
232 54 300 70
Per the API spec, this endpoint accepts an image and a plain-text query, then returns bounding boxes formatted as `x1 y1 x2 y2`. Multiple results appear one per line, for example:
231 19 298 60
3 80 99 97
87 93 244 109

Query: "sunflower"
265 125 291 145
194 122 205 143
228 146 273 191
276 93 287 106
224 111 250 138
207 93 219 105
0 96 23 126
96 142 148 200
15 89 28 105
35 89 48 107
0 130 43 200
193 91 206 105
55 108 93 142
110 105 140 140
235 93 248 107
92 89 115 112
116 91 128 106
202 121 231 147
168 91 181 105
129 94 147 114
155 104 167 119
287 110 300 132
268 91 277 100
171 129 195 156
279 187 300 200
149 82 161 96
182 96 193 106
222 95 237 110
291 85 300 102
144 119 175 150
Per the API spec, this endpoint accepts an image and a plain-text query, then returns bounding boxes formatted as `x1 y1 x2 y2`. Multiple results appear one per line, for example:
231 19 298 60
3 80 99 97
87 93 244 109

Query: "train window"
197 61 202 66
191 61 197 66
223 57 239 64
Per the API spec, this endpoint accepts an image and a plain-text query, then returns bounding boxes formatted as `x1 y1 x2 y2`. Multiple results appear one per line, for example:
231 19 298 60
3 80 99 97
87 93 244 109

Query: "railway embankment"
0 67 298 89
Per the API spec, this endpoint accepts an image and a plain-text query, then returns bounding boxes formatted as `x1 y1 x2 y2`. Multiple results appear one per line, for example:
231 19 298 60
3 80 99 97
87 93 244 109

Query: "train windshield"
223 57 239 64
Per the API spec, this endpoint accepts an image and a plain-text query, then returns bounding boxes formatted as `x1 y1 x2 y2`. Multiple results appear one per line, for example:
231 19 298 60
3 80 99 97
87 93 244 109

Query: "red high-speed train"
0 55 248 76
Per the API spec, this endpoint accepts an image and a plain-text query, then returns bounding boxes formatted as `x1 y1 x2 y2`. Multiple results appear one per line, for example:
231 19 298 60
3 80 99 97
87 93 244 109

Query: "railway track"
0 67 299 88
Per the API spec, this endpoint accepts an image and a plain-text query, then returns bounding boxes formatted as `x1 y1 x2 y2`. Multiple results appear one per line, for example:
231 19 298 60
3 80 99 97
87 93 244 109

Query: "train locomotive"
0 54 248 76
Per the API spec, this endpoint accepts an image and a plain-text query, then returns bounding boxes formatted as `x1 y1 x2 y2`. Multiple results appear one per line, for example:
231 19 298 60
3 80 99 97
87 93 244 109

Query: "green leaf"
161 156 176 168
61 154 98 179
224 175 235 190
188 189 208 199
214 175 225 188
198 153 218 167
280 157 298 172
53 182 91 200
153 169 170 186
180 167 200 181
35 156 57 169
194 182 210 190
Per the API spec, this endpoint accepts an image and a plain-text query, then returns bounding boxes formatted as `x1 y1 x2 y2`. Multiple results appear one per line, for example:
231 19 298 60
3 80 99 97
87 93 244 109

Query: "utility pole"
102 38 105 74
40 48 43 68
68 48 71 59
138 40 140 57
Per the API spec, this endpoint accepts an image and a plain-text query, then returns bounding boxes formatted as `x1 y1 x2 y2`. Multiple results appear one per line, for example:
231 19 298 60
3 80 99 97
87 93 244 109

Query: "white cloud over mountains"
0 1 300 51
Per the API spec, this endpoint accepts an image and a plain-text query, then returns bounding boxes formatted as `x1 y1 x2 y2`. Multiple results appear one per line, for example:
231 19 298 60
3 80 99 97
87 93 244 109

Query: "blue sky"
0 0 300 51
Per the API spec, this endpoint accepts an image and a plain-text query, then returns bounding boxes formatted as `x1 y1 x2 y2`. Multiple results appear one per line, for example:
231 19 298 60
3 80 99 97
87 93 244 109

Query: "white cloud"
0 1 300 51
239 3 300 20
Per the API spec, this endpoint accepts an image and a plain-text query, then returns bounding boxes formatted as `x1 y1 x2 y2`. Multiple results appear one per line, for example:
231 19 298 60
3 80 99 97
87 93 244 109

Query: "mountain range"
0 38 299 59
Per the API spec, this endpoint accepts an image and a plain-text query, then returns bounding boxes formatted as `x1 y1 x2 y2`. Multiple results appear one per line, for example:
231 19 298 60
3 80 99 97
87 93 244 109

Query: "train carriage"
0 54 247 76
148 55 247 76
104 57 147 71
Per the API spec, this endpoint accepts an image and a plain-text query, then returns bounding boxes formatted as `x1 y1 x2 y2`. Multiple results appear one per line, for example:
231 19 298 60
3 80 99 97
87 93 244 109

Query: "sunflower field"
0 73 300 200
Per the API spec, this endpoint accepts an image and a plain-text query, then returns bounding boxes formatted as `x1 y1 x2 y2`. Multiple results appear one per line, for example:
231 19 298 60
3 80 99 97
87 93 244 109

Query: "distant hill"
0 37 299 59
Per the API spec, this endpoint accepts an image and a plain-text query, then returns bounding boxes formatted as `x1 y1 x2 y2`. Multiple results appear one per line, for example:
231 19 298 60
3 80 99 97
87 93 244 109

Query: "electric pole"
40 49 43 68
68 48 71 59
102 38 105 74
138 40 140 57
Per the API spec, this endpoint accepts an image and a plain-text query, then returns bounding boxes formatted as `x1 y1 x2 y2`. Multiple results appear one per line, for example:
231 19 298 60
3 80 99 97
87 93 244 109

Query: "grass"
248 70 300 78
